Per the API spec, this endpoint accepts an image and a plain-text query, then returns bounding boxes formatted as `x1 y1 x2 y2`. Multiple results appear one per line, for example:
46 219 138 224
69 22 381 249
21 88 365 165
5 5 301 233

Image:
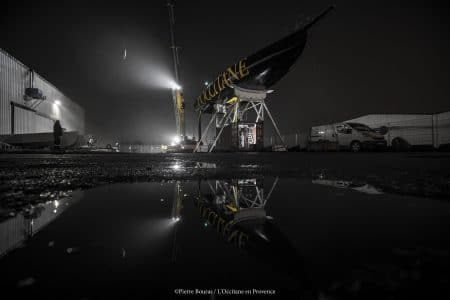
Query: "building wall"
436 111 450 147
345 113 449 148
0 194 80 258
0 48 84 135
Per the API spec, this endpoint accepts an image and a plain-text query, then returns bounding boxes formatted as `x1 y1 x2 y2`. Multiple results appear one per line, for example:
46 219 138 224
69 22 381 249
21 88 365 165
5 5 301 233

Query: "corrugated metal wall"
0 193 81 258
0 48 84 136
437 111 450 147
36 113 54 133
0 214 28 258
0 50 28 135
13 106 35 134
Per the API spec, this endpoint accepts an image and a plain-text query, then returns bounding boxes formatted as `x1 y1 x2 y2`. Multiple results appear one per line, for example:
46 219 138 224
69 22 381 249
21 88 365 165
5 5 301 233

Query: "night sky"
1 0 449 145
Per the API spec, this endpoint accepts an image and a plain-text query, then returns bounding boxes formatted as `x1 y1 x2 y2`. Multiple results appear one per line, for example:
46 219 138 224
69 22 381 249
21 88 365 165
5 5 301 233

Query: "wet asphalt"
0 152 449 298
1 152 449 214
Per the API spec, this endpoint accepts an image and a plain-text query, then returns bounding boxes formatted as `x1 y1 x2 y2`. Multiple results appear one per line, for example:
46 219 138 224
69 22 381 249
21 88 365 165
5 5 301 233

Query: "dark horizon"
1 0 449 145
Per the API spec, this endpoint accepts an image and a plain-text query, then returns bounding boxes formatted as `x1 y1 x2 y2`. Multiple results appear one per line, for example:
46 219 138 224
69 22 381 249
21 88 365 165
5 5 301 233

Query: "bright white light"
54 200 59 208
170 81 182 90
172 136 181 144
267 89 274 94
172 164 181 170
172 217 181 222
52 101 61 119
204 81 209 86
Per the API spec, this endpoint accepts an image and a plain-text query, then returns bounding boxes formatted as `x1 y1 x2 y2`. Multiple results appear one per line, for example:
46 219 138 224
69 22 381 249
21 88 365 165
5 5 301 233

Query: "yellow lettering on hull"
196 58 250 109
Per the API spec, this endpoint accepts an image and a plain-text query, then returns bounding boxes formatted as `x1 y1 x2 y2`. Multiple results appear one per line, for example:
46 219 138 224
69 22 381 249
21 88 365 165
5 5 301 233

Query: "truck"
309 122 387 152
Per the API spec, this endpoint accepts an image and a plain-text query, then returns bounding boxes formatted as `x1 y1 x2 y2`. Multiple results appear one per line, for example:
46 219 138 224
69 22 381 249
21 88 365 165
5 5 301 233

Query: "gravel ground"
1 152 449 218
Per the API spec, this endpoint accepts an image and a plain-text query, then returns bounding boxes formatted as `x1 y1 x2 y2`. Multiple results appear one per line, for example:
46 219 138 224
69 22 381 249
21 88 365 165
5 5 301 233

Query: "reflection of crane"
167 0 185 139
171 181 183 263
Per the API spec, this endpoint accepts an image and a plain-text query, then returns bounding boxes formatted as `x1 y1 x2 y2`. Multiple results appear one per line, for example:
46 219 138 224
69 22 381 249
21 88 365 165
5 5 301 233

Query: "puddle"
0 178 450 298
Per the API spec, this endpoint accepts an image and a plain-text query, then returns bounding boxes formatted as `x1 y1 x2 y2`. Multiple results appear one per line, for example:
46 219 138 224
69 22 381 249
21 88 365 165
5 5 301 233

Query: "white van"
310 122 387 152
345 112 450 151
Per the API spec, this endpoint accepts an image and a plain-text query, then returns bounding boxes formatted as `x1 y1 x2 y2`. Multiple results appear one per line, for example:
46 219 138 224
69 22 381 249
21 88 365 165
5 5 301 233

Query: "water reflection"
313 172 383 195
0 194 80 258
196 178 277 248
193 178 306 282
0 178 449 298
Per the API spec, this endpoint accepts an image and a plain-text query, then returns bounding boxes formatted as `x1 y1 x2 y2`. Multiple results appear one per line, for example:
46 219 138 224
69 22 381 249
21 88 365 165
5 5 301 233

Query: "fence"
269 112 450 151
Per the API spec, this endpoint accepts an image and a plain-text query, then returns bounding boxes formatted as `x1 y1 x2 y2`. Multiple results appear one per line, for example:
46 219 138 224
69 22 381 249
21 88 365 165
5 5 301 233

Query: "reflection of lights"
53 209 57 214
255 229 269 241
172 164 181 170
318 131 325 135
267 89 274 94
172 217 181 222
54 100 61 106
54 200 59 208
204 81 209 86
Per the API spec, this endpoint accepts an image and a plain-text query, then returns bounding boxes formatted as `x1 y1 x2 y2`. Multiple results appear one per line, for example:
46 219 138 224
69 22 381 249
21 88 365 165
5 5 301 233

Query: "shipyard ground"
1 152 450 298
1 152 449 217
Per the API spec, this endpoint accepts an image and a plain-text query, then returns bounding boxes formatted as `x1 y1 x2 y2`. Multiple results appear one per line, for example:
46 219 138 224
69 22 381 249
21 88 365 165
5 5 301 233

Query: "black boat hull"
194 6 334 113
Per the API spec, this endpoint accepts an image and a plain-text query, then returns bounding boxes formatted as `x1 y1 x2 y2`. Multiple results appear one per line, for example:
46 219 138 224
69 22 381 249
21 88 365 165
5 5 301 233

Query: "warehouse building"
345 112 450 150
0 48 84 148
279 111 450 151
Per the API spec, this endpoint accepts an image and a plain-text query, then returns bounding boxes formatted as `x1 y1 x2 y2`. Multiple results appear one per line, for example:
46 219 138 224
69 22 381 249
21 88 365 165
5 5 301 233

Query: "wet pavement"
0 153 450 298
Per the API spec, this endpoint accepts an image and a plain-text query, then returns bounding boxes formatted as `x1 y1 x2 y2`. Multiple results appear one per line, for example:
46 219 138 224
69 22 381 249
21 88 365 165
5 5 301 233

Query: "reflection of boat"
195 6 334 113
195 178 306 281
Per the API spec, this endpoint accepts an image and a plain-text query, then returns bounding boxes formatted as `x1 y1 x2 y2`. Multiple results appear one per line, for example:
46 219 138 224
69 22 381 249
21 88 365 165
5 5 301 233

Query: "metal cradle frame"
194 86 286 152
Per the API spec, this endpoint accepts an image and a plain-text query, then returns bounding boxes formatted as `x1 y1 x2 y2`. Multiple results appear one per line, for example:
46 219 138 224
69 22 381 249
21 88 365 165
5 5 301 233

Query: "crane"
167 0 185 140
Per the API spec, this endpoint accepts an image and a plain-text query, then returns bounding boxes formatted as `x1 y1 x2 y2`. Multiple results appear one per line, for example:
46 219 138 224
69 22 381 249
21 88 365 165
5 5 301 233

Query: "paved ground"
1 152 449 218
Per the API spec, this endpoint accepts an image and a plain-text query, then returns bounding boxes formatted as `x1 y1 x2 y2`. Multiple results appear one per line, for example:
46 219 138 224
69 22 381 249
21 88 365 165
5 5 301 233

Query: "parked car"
310 122 387 152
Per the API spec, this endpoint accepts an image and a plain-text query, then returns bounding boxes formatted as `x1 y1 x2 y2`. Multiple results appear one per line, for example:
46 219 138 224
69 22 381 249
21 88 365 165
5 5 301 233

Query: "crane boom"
167 0 185 138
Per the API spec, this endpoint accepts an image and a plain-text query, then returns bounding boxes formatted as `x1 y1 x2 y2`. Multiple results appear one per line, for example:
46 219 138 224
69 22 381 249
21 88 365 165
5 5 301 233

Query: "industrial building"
0 48 84 148
282 111 450 151
345 112 450 150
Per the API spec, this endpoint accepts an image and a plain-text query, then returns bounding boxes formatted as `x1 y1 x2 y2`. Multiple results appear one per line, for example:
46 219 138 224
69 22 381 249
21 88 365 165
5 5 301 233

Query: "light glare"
170 82 182 90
